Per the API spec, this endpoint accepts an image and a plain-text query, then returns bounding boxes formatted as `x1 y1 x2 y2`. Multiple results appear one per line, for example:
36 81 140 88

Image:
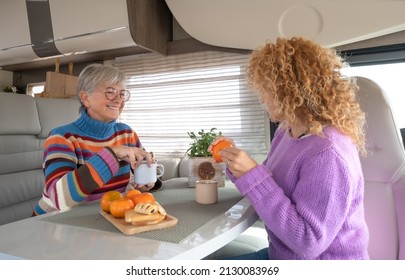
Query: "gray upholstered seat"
0 93 80 225
356 76 405 259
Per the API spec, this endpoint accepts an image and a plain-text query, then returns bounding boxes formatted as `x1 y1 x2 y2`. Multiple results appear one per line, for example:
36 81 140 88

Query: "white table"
0 183 258 260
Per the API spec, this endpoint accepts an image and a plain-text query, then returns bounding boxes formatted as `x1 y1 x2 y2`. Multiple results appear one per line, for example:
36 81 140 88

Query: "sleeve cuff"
235 164 273 195
99 147 120 174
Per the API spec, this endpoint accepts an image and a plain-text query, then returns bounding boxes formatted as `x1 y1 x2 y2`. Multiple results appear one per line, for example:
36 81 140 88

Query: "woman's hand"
125 172 155 193
127 182 155 192
221 147 258 178
109 146 153 169
207 136 235 152
208 136 257 178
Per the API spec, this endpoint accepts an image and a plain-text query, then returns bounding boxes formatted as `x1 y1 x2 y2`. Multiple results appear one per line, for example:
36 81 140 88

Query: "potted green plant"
186 128 222 157
186 128 226 187
3 85 18 93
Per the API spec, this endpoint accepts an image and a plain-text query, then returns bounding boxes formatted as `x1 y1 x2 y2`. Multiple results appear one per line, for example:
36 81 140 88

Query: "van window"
342 62 405 128
26 82 45 97
116 51 270 157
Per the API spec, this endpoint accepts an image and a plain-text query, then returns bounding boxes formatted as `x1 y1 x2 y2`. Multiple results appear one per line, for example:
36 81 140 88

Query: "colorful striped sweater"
34 110 142 215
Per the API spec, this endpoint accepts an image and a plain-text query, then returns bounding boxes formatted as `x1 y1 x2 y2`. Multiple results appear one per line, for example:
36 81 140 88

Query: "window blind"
115 51 269 157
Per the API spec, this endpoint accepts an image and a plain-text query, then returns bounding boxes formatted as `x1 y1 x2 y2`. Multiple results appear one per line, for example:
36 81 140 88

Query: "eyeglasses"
103 87 131 102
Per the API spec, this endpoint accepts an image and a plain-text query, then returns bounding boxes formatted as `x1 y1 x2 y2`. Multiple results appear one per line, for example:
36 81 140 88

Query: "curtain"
115 51 269 157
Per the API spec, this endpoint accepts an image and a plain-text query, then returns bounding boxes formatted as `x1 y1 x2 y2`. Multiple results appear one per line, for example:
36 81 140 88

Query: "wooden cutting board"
65 75 78 96
65 62 78 96
45 71 66 97
45 58 65 97
100 210 178 235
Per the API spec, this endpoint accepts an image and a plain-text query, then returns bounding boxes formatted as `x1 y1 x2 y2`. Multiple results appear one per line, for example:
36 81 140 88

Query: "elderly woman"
34 64 156 215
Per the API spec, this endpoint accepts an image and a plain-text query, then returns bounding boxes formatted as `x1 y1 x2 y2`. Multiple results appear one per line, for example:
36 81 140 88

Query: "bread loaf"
134 203 158 214
125 211 160 223
124 202 167 225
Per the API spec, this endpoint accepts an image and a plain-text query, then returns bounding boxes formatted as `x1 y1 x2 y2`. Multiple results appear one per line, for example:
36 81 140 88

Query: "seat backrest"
400 128 405 149
0 93 80 225
356 76 405 259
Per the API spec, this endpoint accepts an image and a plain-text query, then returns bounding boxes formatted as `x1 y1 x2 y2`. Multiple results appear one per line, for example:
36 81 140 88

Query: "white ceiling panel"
0 0 38 66
49 0 136 54
165 0 405 49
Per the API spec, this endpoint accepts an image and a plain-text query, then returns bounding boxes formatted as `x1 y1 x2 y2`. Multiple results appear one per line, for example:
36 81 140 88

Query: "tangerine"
211 140 233 162
131 192 155 206
110 197 135 218
125 189 142 200
100 190 123 213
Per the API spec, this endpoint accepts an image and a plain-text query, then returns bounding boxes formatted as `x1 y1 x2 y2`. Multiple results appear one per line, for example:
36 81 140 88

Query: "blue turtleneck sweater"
34 110 142 215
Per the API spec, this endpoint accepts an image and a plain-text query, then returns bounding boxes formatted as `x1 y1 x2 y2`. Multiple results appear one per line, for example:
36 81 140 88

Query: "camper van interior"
0 0 405 260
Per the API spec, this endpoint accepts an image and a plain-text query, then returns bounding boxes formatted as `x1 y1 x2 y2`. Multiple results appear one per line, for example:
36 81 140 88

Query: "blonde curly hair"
246 37 366 155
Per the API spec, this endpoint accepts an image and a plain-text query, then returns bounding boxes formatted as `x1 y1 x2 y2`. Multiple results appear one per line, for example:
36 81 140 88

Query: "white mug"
133 161 165 185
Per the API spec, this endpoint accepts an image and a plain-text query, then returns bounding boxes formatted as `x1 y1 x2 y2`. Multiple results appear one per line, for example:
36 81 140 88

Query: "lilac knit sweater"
229 126 369 259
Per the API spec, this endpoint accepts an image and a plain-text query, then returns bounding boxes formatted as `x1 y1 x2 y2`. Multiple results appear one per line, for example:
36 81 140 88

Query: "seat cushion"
157 157 181 181
0 93 40 135
36 97 80 138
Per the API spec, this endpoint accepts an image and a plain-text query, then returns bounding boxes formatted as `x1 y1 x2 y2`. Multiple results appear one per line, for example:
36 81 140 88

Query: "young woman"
209 37 369 260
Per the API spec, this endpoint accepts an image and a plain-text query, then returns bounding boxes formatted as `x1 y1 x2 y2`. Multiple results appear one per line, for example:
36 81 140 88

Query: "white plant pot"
188 157 226 188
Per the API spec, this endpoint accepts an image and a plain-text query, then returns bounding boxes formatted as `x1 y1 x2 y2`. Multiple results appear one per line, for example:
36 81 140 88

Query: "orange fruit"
125 189 142 200
110 197 135 218
211 140 233 162
100 190 123 213
131 192 155 207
